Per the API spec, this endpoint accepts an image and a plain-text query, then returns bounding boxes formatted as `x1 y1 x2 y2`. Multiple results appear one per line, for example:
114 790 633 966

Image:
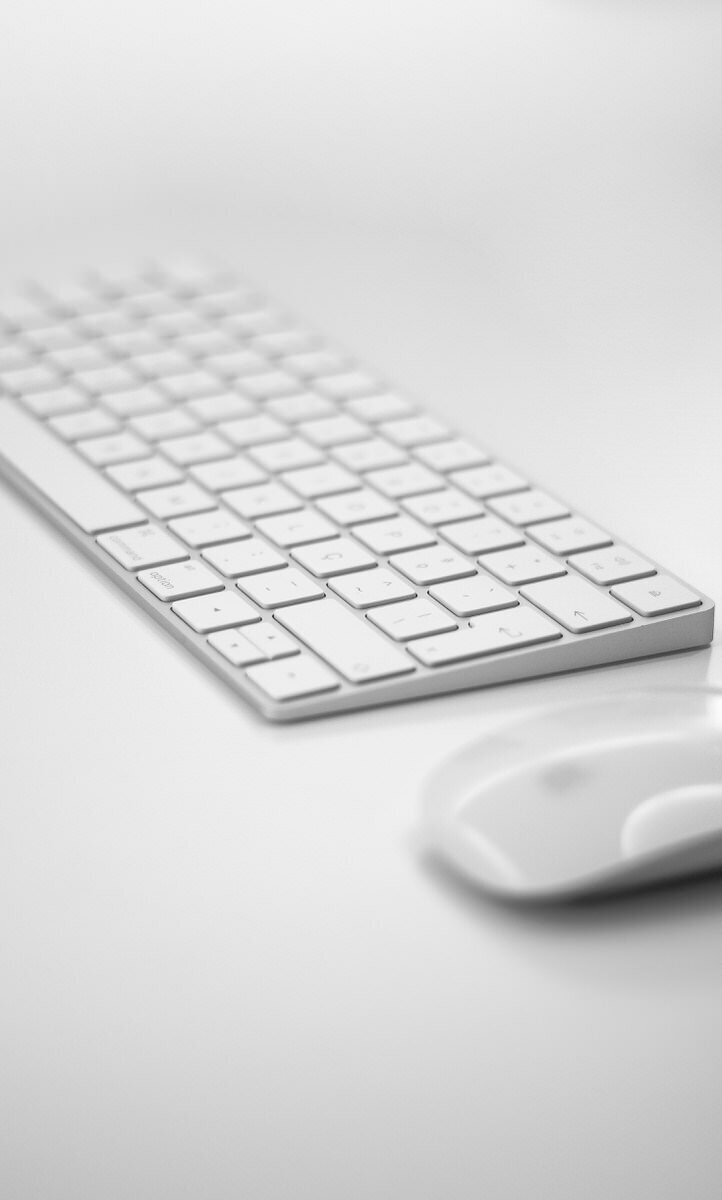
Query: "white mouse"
421 688 722 901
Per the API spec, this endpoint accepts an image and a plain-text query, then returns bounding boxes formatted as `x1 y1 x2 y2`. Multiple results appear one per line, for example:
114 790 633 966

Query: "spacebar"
0 399 144 534
275 597 415 683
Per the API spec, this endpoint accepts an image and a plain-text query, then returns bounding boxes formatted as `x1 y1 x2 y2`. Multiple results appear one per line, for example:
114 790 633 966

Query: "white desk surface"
2 4 722 1195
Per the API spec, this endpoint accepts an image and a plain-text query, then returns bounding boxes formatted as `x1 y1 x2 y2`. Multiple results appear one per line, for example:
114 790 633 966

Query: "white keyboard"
0 262 714 720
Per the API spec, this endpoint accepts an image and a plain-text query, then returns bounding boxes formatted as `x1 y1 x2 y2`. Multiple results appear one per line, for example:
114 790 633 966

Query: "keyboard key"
282 463 358 498
168 510 250 548
238 568 324 608
178 330 239 358
75 365 138 395
223 482 301 519
77 431 150 466
48 407 119 440
486 488 569 526
47 344 111 373
368 598 457 641
202 537 286 577
380 415 449 447
298 414 369 447
317 371 380 400
138 560 224 601
408 606 562 666
529 516 613 556
267 392 336 423
255 510 337 548
248 438 324 473
97 524 189 570
440 516 524 556
429 576 518 617
102 386 168 417
611 575 702 617
317 488 397 526
329 568 416 608
451 463 527 498
402 488 482 526
352 515 435 556
137 481 215 519
235 370 300 400
190 456 266 491
569 546 656 586
282 349 348 378
292 537 375 579
521 576 633 633
133 349 192 378
208 629 268 667
129 409 200 440
366 463 443 499
390 545 476 586
1 364 61 394
185 392 256 423
102 330 165 358
481 546 566 586
204 350 268 379
246 654 340 701
21 385 88 417
159 431 231 466
331 437 407 473
345 393 416 423
414 439 489 472
161 371 224 400
172 590 260 632
276 598 414 682
242 623 300 660
251 330 318 357
219 414 288 448
106 455 183 491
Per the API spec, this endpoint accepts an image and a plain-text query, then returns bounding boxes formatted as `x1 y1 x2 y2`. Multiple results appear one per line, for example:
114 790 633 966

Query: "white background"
1 3 722 1198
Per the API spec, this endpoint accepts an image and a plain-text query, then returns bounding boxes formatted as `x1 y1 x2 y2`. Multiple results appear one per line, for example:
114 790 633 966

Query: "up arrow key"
520 577 633 634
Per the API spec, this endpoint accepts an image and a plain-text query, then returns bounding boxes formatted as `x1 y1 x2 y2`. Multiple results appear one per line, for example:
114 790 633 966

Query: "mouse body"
422 689 722 901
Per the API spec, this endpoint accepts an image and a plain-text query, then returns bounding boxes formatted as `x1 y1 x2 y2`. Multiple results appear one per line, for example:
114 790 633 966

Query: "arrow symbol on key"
498 626 522 639
574 610 588 621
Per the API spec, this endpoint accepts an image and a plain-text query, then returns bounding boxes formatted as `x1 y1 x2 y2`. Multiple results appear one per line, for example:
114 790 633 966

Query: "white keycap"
102 386 168 417
328 568 416 608
439 516 524 556
150 311 210 338
1 364 61 394
134 349 192 378
177 330 238 358
204 350 268 379
317 488 397 526
21 386 88 417
161 371 223 401
202 537 286 577
331 437 407 473
0 346 32 373
281 463 358 498
611 575 702 617
242 623 299 660
238 568 325 608
168 510 250 548
78 310 135 338
267 392 336 423
137 481 215 519
366 463 443 499
106 455 183 491
521 576 633 633
255 510 337 548
429 575 518 617
23 324 83 353
223 482 301 519
246 655 339 701
208 629 268 667
224 309 286 337
159 431 231 466
219 414 288 448
316 371 380 400
451 463 528 498
185 393 256 423
345 393 416 423
138 559 224 602
352 516 436 556
239 370 300 400
129 409 200 440
408 605 562 666
252 330 318 357
48 408 119 440
102 330 165 358
481 546 566 586
97 524 189 570
414 439 489 472
529 516 613 556
282 350 348 378
172 590 260 632
75 365 138 395
487 488 569 526
368 598 457 641
390 545 476 586
292 537 375 579
569 546 656 586
47 344 111 373
402 488 482 526
77 431 150 466
379 415 449 447
248 438 324 473
276 598 414 683
298 414 369 447
190 456 266 491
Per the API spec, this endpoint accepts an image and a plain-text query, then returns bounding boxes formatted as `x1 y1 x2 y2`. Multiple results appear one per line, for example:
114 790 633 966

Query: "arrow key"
520 576 633 633
172 590 261 633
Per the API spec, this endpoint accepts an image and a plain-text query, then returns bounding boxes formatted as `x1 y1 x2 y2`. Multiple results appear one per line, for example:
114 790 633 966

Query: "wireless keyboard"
0 262 714 720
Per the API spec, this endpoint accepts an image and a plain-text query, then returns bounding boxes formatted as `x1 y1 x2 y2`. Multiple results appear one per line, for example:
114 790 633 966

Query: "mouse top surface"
421 688 722 902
